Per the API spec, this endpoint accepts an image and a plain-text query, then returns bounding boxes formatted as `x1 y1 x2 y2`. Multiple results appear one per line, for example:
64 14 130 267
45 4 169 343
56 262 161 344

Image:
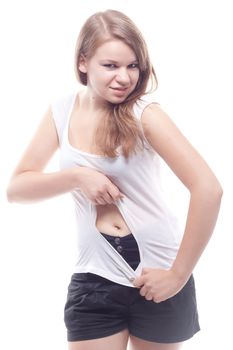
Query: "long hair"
74 9 158 158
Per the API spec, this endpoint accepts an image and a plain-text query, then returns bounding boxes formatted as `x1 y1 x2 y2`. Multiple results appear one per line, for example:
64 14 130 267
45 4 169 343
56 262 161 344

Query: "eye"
128 63 139 69
102 64 117 69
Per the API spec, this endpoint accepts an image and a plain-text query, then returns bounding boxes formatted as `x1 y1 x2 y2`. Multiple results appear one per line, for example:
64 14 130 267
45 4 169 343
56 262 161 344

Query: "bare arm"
134 103 223 301
7 107 64 202
7 107 123 204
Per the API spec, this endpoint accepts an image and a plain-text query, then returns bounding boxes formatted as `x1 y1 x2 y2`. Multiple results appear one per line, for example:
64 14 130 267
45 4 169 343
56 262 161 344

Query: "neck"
79 88 110 113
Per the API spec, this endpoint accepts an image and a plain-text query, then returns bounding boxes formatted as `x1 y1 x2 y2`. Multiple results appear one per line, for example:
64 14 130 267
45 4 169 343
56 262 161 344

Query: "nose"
115 68 130 85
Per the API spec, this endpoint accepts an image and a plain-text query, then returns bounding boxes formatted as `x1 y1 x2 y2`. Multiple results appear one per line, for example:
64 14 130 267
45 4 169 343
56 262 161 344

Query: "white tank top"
51 92 182 287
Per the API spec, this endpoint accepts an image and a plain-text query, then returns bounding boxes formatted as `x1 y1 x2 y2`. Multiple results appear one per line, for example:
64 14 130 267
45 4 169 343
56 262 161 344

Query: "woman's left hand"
133 268 188 303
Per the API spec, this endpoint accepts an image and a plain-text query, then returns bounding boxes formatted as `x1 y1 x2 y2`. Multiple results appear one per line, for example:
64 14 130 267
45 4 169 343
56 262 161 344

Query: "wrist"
70 166 85 189
170 265 192 285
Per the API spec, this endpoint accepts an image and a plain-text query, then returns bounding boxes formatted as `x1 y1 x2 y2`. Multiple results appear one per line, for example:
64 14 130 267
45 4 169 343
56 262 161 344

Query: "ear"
78 54 87 73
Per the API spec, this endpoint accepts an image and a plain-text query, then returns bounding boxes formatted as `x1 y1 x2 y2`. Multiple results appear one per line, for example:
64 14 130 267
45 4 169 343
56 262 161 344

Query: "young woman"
7 9 223 350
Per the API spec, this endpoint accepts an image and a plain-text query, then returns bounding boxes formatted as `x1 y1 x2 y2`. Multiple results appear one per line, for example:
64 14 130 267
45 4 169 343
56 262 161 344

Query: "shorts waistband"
71 273 114 283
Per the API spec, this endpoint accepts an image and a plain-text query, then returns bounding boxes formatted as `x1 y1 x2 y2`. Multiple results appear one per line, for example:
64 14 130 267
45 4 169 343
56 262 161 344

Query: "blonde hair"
74 9 158 158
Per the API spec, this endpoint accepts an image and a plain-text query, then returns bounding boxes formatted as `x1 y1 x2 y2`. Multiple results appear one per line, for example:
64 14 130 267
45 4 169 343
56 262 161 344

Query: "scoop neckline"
65 91 121 159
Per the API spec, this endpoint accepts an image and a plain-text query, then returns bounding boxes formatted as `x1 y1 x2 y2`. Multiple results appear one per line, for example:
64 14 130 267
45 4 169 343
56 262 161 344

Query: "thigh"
68 329 129 350
129 335 183 350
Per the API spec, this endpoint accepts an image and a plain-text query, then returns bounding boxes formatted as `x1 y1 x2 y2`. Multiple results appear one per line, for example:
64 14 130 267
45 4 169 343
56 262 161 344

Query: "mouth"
110 87 129 97
110 87 128 91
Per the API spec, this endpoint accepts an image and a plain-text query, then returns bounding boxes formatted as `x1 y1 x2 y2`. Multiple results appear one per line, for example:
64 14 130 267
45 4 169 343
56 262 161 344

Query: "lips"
110 87 128 91
110 87 129 96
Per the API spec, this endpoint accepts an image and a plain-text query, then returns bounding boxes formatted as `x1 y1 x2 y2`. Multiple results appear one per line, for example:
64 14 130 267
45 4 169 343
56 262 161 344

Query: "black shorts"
64 233 200 343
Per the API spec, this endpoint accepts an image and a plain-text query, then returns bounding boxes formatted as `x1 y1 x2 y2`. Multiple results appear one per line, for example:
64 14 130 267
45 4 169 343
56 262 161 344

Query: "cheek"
88 71 105 86
132 71 140 85
95 71 114 83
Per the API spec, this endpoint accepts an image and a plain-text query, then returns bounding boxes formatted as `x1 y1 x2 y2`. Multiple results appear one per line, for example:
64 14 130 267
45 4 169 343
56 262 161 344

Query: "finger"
102 192 115 204
95 197 107 205
133 276 144 288
153 296 162 303
145 293 153 301
108 185 124 201
142 268 151 275
139 286 148 297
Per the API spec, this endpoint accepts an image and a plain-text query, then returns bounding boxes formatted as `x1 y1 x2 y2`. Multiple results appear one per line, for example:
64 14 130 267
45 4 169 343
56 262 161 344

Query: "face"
79 39 140 105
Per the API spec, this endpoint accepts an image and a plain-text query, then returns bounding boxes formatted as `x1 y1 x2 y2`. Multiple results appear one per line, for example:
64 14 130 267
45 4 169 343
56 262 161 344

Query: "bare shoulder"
140 103 220 191
141 102 164 120
141 103 176 135
27 105 59 152
140 102 188 154
12 106 59 175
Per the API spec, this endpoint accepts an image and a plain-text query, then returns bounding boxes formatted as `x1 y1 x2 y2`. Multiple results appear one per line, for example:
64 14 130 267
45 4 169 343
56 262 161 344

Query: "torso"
68 93 131 237
95 204 131 237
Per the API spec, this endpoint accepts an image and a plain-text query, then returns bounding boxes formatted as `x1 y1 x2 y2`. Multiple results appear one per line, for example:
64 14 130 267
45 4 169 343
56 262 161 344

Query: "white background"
0 1 232 349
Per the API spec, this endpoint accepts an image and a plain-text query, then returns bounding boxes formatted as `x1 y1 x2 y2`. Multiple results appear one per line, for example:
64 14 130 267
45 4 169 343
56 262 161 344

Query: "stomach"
95 203 131 237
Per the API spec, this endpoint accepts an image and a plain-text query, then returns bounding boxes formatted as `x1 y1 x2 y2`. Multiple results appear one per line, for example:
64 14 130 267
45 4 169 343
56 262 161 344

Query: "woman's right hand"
76 167 124 205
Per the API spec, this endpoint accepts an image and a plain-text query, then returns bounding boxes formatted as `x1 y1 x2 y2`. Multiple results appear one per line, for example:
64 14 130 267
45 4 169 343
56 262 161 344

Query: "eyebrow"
99 59 138 64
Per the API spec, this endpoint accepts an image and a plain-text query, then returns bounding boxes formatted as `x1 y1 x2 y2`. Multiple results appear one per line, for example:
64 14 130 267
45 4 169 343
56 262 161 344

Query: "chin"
109 98 126 104
106 94 131 105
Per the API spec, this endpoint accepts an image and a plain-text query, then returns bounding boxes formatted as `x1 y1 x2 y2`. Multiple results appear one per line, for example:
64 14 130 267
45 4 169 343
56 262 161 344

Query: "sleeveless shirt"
51 92 182 287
